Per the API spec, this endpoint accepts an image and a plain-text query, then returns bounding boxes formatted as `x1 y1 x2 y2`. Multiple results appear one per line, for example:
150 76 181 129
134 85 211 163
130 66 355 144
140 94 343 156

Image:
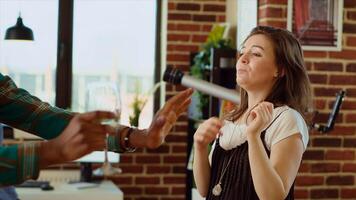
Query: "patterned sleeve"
0 74 73 139
0 143 40 186
0 73 124 185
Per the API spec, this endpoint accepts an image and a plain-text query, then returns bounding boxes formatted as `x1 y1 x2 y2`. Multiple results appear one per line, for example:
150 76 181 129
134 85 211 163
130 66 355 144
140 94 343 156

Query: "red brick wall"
258 0 356 199
114 1 227 199
114 0 356 199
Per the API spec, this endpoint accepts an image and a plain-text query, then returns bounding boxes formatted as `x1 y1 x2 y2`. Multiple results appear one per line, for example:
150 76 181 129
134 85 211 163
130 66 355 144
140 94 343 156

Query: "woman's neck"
247 91 269 110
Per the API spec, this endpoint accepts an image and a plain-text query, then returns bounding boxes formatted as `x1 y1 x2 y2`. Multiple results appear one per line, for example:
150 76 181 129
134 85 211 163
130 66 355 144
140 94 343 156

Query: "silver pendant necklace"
212 148 236 196
212 103 260 196
212 182 222 196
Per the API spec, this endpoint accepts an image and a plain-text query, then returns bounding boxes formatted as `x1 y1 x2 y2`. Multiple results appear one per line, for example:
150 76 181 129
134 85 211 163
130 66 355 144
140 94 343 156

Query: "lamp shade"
5 16 34 41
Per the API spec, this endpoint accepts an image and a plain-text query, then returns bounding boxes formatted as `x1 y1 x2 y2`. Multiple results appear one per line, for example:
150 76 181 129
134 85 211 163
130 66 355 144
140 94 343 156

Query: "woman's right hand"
193 117 223 150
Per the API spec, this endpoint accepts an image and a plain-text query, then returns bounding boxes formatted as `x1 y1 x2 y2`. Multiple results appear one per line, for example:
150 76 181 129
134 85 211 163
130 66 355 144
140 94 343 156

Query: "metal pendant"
212 183 222 196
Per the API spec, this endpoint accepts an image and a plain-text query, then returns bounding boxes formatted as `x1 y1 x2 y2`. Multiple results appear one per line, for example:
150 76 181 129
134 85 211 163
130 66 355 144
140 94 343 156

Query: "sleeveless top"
206 113 295 200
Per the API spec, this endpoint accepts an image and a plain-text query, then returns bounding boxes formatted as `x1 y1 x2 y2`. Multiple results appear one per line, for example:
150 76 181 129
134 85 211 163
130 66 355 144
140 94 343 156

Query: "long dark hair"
228 26 312 121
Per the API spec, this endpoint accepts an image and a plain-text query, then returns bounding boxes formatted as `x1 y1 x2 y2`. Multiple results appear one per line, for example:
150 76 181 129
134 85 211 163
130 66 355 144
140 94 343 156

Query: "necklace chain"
213 102 261 196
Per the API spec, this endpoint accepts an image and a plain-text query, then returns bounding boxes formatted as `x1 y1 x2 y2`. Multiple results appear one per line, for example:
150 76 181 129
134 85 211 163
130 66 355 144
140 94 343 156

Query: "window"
0 0 58 104
72 0 157 127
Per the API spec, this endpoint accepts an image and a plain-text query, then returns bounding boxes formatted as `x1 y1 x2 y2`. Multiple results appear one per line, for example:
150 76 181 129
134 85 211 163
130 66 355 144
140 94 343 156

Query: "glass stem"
104 133 109 164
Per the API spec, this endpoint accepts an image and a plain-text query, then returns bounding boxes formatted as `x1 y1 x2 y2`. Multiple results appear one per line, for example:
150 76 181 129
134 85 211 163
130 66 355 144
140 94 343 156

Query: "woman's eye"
253 53 261 57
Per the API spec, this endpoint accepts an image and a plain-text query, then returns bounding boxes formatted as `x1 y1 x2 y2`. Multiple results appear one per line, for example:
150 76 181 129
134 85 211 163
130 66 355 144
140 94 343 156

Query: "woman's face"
236 34 279 92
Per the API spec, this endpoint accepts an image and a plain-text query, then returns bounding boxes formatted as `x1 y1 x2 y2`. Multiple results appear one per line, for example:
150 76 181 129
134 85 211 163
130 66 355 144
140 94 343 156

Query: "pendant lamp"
5 13 34 41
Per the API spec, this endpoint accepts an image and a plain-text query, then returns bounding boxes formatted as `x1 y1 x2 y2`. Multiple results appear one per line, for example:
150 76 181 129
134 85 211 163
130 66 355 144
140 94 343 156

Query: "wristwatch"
123 128 137 152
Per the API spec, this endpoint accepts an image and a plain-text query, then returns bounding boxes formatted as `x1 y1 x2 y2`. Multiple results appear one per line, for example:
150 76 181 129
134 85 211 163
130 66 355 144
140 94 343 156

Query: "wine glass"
86 81 122 176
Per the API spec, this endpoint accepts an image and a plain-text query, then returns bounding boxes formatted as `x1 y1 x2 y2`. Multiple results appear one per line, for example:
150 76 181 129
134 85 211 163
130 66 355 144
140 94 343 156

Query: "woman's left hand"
246 102 274 139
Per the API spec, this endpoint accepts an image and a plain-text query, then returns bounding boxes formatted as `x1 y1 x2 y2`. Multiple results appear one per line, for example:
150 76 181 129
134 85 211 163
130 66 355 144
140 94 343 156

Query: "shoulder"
265 106 309 151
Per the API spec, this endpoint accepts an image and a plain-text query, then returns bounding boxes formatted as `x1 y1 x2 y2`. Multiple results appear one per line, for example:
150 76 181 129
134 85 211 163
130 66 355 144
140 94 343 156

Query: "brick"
310 189 338 199
326 150 355 160
259 0 288 5
120 155 133 163
173 166 186 174
111 176 133 185
338 100 356 110
174 124 188 132
168 2 175 10
176 24 201 32
146 166 171 174
344 23 356 34
343 163 356 172
192 14 216 22
311 163 340 173
330 75 356 85
172 145 187 153
314 87 342 97
308 74 327 84
168 13 192 21
314 99 326 109
163 176 185 184
329 49 356 59
259 7 284 18
346 88 356 97
164 155 186 163
166 135 188 143
172 186 185 195
217 15 225 22
192 34 208 43
312 112 333 124
203 4 225 12
345 0 356 8
344 138 356 147
314 62 343 71
347 10 356 20
305 61 312 70
145 187 169 195
167 54 190 62
303 150 324 160
121 186 143 195
341 188 356 199
202 24 213 32
135 177 160 185
162 198 185 200
135 155 161 164
176 3 200 11
120 165 144 173
304 51 327 58
298 163 309 172
167 34 190 41
328 126 356 135
258 20 286 28
167 23 176 31
346 63 356 72
313 137 342 147
346 113 356 123
296 176 324 186
346 36 356 46
326 176 354 185
146 145 170 153
294 189 308 199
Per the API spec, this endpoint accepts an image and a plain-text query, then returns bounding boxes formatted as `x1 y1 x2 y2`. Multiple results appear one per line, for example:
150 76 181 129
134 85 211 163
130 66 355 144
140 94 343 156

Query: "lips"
237 68 247 73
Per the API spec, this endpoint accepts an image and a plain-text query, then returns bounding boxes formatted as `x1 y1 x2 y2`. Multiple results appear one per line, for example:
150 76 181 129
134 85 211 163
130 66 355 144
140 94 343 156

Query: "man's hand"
140 88 193 149
39 111 116 167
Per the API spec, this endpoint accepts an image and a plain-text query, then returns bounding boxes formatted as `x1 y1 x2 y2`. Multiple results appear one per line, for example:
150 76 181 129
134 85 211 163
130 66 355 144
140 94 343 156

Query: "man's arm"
0 74 73 140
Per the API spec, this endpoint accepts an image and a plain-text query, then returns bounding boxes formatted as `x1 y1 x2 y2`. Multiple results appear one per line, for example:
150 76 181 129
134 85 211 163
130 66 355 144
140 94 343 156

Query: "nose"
238 53 249 65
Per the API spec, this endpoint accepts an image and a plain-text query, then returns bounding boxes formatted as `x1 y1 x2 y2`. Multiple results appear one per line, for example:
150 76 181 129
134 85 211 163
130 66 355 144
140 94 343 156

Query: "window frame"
56 0 162 113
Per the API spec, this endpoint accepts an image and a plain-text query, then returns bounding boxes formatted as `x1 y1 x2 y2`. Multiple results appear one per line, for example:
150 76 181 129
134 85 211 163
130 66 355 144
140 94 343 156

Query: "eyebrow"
240 45 265 51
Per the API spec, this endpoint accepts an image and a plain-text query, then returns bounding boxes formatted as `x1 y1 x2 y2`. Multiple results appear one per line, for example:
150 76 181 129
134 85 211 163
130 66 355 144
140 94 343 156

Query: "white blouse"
209 106 309 165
